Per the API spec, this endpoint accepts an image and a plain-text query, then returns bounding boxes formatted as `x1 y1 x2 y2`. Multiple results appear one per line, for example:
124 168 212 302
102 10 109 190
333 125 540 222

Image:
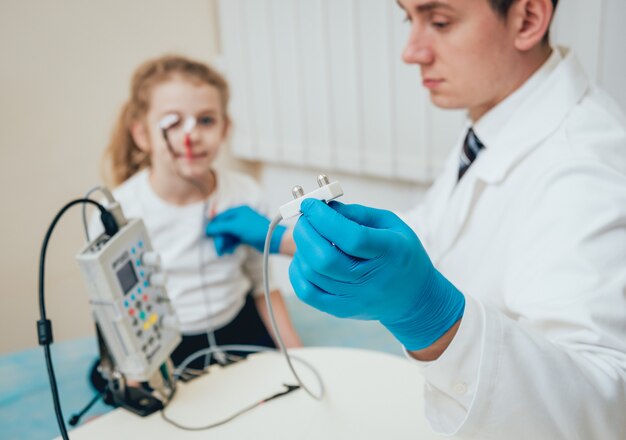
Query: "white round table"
60 347 445 439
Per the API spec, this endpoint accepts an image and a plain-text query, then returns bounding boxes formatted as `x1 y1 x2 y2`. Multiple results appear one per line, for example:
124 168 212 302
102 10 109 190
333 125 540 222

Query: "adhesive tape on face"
182 116 196 134
159 113 180 131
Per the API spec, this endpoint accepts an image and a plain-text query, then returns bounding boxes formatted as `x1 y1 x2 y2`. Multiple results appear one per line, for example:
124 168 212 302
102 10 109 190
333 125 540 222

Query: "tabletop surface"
1 296 409 439
58 347 444 440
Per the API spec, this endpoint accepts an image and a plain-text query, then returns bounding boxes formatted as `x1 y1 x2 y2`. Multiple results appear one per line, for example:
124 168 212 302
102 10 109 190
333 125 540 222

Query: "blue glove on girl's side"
205 205 286 256
289 199 465 351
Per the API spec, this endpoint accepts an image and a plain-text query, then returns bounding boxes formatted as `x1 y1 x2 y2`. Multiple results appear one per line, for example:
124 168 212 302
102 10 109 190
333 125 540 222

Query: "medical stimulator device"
76 208 181 414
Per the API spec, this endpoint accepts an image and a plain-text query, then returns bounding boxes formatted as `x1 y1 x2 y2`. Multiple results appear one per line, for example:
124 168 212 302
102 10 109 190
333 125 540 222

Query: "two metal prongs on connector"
279 174 343 220
291 174 331 200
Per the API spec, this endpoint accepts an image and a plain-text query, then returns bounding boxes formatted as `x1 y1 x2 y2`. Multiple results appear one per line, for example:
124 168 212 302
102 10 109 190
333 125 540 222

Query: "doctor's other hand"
205 205 286 256
289 199 465 351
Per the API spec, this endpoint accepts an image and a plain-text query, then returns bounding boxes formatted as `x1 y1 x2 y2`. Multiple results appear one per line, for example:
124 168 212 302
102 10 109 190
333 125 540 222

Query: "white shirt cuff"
404 295 487 434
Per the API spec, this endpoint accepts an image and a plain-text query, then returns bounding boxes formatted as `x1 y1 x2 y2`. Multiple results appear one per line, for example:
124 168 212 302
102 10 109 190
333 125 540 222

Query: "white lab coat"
402 48 626 439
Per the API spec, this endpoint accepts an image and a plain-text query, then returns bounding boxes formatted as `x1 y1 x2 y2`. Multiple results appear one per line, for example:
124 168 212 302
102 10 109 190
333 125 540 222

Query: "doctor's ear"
130 120 151 152
509 0 555 52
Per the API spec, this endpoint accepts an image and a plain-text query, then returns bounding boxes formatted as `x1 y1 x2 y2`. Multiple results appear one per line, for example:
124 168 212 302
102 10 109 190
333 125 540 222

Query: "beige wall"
0 0 224 353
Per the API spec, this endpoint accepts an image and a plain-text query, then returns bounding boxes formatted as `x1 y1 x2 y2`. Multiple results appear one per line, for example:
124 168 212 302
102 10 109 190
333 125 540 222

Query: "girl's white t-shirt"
91 168 272 335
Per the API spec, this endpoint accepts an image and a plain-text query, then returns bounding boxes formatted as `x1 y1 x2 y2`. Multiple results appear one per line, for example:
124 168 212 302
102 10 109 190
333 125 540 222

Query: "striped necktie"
458 127 485 181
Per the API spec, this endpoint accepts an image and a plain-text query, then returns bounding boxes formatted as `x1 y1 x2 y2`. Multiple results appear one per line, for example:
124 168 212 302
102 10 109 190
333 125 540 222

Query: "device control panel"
76 218 181 381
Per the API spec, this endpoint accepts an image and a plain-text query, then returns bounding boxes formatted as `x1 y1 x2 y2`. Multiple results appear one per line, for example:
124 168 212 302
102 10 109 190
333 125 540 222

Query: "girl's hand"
205 206 286 255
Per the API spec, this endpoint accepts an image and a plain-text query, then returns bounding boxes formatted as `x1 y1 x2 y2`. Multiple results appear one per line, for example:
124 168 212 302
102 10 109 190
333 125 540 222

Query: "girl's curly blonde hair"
103 54 230 186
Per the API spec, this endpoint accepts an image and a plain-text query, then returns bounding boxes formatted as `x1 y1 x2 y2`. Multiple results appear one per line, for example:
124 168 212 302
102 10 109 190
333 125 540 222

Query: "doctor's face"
398 0 522 120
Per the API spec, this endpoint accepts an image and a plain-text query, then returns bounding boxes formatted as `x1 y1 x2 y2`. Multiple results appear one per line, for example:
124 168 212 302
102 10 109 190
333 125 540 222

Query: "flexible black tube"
38 198 109 440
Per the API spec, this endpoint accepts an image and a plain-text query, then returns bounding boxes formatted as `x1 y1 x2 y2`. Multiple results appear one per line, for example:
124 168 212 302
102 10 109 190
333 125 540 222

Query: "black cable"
37 198 116 440
159 384 300 431
161 127 177 157
68 386 108 426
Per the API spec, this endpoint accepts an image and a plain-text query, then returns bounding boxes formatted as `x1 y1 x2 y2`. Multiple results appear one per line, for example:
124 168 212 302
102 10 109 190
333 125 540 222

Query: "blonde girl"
91 55 301 389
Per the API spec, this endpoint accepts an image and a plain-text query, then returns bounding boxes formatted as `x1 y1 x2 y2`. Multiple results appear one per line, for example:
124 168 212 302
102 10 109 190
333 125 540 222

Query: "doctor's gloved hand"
289 199 465 351
205 205 286 256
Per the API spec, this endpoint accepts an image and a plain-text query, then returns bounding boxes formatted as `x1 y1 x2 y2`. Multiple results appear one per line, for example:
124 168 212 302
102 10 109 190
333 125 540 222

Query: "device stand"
95 325 177 417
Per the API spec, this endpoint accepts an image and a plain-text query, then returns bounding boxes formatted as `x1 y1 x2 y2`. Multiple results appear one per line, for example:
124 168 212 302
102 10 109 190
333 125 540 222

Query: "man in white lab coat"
206 0 626 437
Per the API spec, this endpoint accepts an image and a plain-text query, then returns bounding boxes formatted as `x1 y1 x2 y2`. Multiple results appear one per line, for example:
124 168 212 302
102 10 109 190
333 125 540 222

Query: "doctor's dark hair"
487 0 558 16
102 54 230 186
487 0 559 42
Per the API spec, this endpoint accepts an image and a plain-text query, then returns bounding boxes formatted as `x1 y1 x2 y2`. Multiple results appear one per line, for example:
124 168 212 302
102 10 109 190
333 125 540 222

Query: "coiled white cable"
262 214 325 400
172 344 323 388
173 213 325 401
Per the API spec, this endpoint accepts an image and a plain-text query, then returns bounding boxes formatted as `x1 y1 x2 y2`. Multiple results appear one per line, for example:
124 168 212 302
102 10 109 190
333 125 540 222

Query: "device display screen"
116 260 138 295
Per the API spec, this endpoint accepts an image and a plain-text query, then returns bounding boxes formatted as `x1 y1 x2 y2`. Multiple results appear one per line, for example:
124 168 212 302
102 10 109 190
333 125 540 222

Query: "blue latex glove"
289 199 465 351
205 205 286 256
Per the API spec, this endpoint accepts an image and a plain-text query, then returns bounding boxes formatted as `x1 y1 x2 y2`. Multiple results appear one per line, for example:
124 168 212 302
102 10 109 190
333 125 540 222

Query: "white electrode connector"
278 175 344 220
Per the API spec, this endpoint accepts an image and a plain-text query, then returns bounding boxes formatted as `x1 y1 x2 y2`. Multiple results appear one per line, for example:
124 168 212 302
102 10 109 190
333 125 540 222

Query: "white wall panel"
298 0 334 168
218 0 624 183
551 0 626 112
598 0 626 113
552 0 604 79
328 0 362 174
269 0 306 166
389 1 428 182
357 0 395 177
243 0 279 159
218 0 255 159
217 0 464 182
